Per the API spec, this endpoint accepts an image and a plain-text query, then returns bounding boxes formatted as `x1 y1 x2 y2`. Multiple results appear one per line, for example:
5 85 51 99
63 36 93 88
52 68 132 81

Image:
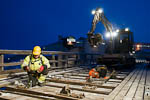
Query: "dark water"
0 87 6 90
4 65 21 70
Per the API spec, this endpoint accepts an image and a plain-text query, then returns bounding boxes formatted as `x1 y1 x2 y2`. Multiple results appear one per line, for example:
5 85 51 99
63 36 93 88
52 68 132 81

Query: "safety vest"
21 55 50 71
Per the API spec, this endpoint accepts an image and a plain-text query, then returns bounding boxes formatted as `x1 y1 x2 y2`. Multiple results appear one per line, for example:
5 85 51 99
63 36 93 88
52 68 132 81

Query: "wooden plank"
1 90 54 100
0 69 24 74
0 60 67 67
49 60 67 63
113 65 143 100
145 67 150 86
48 68 83 76
46 83 110 95
122 65 144 100
0 50 78 55
108 79 122 83
65 72 125 81
32 85 105 100
0 62 22 67
0 97 10 100
144 67 150 100
47 78 115 89
47 82 112 93
0 92 21 100
0 66 76 75
0 73 27 82
65 73 89 77
0 81 11 87
55 74 87 80
105 65 139 100
133 66 146 100
0 67 82 87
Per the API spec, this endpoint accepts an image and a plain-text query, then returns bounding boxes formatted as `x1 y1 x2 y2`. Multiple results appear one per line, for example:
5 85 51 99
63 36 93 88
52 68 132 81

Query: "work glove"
104 76 109 79
23 66 30 72
37 66 44 73
94 72 98 75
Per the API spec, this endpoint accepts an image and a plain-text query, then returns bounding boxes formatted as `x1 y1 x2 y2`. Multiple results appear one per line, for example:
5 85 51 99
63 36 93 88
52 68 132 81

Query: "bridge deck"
105 64 150 100
0 64 149 100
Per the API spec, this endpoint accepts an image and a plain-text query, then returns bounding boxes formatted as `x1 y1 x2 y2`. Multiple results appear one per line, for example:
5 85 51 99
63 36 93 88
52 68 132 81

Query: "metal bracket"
59 85 85 99
82 85 97 90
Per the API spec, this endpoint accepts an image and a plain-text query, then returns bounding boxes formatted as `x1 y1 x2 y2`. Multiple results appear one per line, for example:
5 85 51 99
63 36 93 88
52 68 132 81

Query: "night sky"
0 0 149 50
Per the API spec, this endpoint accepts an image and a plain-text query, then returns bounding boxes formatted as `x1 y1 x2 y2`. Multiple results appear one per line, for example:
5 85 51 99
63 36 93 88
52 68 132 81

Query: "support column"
77 54 80 66
0 55 4 71
64 55 68 68
58 55 62 67
52 55 56 67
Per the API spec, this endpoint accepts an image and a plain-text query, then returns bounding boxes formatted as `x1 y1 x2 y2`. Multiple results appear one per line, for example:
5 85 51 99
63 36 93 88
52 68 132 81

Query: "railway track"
0 64 149 100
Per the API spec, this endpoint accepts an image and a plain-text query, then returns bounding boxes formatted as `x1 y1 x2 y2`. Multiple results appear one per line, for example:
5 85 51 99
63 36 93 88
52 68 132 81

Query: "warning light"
67 41 73 45
136 44 141 51
67 36 76 46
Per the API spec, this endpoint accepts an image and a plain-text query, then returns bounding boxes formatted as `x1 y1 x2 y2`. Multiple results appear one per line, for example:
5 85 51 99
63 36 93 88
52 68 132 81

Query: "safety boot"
25 80 32 88
38 82 45 87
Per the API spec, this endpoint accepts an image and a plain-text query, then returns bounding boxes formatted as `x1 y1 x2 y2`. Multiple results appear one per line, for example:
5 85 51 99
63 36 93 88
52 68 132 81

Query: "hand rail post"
0 54 4 71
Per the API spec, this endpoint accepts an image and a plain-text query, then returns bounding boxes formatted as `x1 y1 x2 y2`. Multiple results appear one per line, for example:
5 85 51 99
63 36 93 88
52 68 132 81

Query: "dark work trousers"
27 71 39 87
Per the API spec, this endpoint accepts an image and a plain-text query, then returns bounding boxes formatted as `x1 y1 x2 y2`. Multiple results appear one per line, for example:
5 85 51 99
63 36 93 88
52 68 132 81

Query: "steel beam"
5 87 78 100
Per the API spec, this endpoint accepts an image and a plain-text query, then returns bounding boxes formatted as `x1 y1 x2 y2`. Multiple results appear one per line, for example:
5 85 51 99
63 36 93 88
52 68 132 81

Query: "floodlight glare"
116 29 120 33
91 10 96 15
93 45 97 48
97 8 103 13
132 51 135 54
105 33 111 38
112 32 118 37
125 28 129 31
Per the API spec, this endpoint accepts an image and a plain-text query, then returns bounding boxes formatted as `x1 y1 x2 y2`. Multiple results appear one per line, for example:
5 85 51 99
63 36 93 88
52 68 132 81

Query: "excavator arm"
87 8 113 47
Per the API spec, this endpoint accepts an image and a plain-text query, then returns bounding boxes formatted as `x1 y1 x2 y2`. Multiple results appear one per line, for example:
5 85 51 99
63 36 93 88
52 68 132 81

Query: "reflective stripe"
38 74 46 83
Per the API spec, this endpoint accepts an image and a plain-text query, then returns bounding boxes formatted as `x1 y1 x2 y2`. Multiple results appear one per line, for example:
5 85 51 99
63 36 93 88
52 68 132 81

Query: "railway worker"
21 46 50 87
95 65 108 78
89 68 99 78
87 65 108 81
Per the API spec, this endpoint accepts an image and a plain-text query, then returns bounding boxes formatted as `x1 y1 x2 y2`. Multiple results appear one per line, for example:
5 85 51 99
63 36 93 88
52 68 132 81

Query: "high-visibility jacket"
21 55 50 71
89 68 99 78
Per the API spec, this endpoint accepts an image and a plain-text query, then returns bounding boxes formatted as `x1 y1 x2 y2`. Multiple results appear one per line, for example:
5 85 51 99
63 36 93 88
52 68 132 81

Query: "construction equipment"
88 65 107 78
88 7 135 67
87 8 112 48
61 36 76 49
86 65 109 83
